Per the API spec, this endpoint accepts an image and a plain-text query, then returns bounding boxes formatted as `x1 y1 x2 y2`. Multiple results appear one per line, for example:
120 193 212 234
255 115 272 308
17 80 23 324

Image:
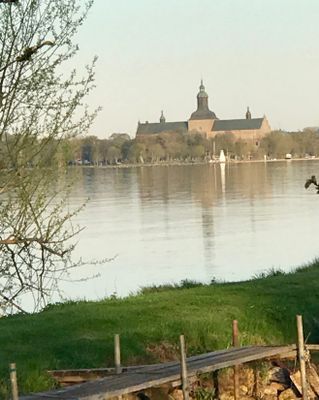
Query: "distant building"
136 80 271 143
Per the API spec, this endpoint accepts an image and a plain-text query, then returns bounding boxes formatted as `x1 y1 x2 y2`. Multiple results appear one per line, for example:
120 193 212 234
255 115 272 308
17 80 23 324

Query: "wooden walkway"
21 345 297 400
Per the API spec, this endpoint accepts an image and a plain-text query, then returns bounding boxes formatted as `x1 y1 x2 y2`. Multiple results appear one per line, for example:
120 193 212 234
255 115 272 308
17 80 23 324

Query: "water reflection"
200 207 216 278
60 161 319 301
220 163 226 194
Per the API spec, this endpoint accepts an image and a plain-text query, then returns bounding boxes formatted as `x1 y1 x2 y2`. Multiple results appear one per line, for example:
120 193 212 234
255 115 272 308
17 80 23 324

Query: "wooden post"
9 363 19 400
232 320 240 400
253 367 260 399
212 370 219 399
114 334 122 374
232 319 239 347
297 315 308 400
179 335 189 400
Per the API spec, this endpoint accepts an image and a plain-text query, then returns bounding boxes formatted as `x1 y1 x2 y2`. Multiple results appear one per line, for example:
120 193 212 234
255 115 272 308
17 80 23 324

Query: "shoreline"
75 157 319 170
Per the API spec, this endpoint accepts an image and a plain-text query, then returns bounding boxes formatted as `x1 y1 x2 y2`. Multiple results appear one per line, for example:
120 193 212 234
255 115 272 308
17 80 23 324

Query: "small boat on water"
219 150 226 163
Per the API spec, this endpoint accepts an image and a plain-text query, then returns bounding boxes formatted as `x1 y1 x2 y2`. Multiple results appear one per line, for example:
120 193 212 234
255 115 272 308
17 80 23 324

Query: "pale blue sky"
76 0 319 137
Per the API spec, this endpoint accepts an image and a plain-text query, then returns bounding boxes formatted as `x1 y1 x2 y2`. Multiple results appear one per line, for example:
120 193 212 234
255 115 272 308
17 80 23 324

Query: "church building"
136 80 271 142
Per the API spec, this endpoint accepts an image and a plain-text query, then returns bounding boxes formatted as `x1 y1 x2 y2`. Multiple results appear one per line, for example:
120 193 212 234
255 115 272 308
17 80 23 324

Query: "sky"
74 0 319 138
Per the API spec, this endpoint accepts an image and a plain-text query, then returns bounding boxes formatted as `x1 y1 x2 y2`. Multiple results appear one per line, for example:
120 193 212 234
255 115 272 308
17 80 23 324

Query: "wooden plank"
290 371 316 399
48 348 239 378
308 364 319 397
49 342 301 381
306 344 319 352
48 346 257 386
21 345 296 400
266 350 297 360
24 346 296 400
187 346 296 376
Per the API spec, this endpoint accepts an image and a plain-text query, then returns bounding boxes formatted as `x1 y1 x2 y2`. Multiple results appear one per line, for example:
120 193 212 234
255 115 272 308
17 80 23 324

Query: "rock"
243 368 255 391
263 385 278 396
278 388 298 400
219 393 234 400
240 384 248 395
290 370 316 399
270 381 289 392
169 389 184 400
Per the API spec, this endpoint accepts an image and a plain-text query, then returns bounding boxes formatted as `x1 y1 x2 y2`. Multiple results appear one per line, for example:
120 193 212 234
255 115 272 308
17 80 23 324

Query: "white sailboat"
219 149 226 163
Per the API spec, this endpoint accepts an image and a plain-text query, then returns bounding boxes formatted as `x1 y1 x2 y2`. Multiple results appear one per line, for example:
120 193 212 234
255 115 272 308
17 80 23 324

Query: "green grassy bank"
1 262 319 397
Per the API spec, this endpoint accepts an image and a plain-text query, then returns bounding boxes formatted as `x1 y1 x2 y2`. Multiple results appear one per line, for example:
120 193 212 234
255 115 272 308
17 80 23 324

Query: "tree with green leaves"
0 0 98 314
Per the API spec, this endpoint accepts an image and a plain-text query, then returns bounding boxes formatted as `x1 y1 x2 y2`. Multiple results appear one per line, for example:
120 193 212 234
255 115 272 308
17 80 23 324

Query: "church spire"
189 79 217 120
199 79 205 92
160 110 166 123
198 79 207 98
246 106 251 120
197 79 208 109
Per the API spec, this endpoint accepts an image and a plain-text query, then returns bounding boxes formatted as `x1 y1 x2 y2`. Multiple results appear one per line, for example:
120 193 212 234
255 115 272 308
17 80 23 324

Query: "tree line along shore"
0 260 319 397
50 128 319 167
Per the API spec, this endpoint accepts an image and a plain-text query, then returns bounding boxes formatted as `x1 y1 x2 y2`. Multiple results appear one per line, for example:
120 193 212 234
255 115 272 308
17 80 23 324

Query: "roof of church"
190 109 217 120
212 117 264 131
136 121 188 135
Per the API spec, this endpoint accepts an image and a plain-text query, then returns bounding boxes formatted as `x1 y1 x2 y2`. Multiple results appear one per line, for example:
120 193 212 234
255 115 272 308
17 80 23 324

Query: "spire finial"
246 106 251 120
200 78 205 91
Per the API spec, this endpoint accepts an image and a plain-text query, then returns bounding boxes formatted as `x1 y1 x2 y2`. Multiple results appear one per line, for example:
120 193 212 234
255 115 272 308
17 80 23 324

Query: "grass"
1 261 319 397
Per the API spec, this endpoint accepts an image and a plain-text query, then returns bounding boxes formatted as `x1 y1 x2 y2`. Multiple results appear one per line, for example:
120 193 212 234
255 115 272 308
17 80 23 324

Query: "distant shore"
75 157 319 170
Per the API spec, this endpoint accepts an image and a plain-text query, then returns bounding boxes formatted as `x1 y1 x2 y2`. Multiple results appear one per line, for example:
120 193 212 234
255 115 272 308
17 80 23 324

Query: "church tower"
188 80 217 136
189 80 217 120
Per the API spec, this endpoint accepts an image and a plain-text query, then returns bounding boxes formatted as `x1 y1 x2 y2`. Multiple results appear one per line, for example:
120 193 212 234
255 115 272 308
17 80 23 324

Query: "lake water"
61 161 319 301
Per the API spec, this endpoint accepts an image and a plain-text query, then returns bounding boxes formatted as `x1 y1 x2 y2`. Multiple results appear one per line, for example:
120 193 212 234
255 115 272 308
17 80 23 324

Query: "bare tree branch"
0 0 98 315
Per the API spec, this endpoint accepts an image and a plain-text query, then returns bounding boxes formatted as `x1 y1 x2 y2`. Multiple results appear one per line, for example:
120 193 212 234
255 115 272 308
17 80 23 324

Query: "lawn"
1 262 319 397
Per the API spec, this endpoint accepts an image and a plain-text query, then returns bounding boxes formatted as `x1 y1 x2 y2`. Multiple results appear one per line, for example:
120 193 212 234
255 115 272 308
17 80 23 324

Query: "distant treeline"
42 128 319 166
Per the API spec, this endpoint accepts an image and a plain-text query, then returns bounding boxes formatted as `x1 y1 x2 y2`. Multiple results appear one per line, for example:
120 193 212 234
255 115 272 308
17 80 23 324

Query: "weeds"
194 386 216 400
139 278 218 294
251 267 285 280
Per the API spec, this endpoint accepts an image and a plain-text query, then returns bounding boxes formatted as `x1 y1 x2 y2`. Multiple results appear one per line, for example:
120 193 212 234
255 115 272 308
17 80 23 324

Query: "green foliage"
194 386 216 400
1 261 319 395
252 268 286 279
59 128 319 166
138 279 204 294
260 129 319 159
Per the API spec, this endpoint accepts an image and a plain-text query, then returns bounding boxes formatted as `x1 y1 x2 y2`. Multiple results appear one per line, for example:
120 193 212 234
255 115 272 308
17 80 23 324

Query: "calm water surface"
61 161 318 300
